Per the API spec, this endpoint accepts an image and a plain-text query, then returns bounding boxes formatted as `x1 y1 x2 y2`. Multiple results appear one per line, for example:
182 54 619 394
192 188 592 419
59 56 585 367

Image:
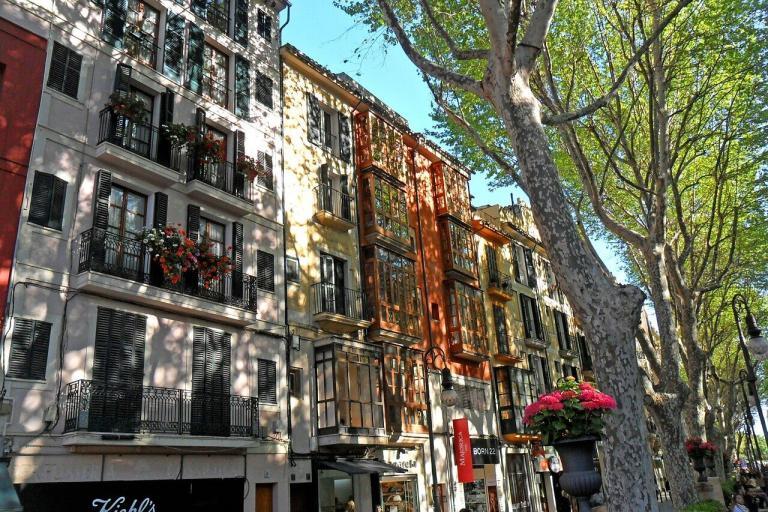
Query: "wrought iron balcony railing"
316 184 356 223
64 380 259 437
97 108 254 202
75 228 258 311
488 269 514 291
311 283 368 321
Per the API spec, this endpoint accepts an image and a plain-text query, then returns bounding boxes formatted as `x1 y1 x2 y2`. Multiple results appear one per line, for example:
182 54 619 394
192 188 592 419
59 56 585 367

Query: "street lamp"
738 369 764 472
423 346 458 512
732 293 768 468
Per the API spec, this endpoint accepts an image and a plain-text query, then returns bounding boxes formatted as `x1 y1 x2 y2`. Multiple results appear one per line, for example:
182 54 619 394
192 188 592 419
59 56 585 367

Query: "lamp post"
423 346 459 512
732 294 768 468
738 369 764 471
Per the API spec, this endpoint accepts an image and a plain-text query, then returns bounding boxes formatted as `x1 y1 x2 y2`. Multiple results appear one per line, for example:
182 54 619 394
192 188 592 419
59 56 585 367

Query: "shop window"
495 366 538 436
446 282 488 353
384 345 427 433
381 477 419 512
463 480 488 511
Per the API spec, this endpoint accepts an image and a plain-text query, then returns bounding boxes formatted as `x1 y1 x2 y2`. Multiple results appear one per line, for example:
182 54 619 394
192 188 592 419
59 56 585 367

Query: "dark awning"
317 459 407 475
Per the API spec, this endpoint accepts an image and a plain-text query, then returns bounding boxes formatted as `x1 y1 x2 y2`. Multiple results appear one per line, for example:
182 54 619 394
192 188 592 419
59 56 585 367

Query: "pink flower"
579 381 594 391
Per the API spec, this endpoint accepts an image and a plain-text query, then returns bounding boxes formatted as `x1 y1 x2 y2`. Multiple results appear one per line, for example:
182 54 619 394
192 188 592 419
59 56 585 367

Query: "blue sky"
280 1 628 282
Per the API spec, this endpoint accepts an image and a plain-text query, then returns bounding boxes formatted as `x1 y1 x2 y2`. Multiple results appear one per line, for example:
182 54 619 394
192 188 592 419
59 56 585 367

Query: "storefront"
453 425 502 512
315 458 407 512
17 478 245 511
377 447 426 512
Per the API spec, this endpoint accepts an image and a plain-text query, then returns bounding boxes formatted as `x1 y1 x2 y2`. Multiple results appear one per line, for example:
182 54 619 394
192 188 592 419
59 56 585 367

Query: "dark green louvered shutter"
29 171 66 230
47 43 82 99
191 327 208 434
232 221 243 299
256 250 274 292
191 108 206 179
191 0 207 17
186 23 205 94
234 55 250 118
8 319 51 380
186 204 200 241
338 114 351 163
234 0 248 45
102 0 128 47
256 151 273 191
163 15 185 81
307 94 321 144
255 72 273 109
233 130 246 197
153 192 168 228
257 359 277 404
93 170 112 231
157 89 175 166
192 327 231 436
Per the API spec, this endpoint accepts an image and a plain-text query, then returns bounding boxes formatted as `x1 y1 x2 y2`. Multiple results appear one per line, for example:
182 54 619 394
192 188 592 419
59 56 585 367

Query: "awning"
317 459 407 475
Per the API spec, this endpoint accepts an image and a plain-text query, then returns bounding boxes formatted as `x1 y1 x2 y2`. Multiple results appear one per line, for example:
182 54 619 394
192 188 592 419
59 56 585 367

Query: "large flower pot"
552 436 602 512
690 454 708 482
704 454 716 478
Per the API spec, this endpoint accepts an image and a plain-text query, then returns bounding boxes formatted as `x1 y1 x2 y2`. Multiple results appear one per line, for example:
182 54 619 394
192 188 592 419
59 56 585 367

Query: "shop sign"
453 418 474 483
91 497 157 512
471 437 500 466
378 448 419 472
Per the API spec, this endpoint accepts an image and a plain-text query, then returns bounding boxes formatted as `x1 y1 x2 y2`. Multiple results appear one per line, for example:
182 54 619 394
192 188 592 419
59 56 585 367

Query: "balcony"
73 228 259 325
522 336 548 350
63 380 259 444
487 269 515 302
96 109 255 213
314 184 356 231
559 348 579 360
311 283 372 334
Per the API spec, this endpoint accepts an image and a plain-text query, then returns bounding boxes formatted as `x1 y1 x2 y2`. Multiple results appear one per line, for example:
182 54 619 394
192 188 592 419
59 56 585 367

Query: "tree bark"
491 75 660 511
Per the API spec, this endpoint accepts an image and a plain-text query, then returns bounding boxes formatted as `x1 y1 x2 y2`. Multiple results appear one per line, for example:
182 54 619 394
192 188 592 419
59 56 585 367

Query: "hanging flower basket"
236 155 263 182
192 132 226 165
197 238 232 289
106 91 147 123
161 122 195 149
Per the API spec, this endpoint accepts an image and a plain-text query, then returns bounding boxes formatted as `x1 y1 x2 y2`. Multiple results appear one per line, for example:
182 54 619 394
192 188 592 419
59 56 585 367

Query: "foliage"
161 122 194 148
106 92 147 123
523 378 617 445
679 500 725 512
192 132 226 165
686 437 718 458
236 155 263 182
721 477 737 498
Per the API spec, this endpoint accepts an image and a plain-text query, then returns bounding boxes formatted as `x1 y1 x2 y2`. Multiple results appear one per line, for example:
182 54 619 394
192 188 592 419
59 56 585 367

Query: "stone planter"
690 453 708 482
704 453 716 478
552 436 602 512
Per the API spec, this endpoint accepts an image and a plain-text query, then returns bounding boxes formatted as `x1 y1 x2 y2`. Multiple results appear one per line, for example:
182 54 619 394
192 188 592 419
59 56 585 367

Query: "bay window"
447 282 488 355
431 161 471 224
364 246 421 339
440 220 478 278
383 345 427 433
364 176 410 246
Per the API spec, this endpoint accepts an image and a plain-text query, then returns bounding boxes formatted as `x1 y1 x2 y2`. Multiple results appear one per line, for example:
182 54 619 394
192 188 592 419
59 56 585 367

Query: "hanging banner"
453 418 474 483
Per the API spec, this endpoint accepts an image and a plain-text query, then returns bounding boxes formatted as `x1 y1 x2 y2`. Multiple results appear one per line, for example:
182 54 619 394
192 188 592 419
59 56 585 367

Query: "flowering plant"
161 123 194 148
685 437 717 458
142 225 231 288
106 91 147 123
523 377 617 445
191 132 226 165
236 155 263 182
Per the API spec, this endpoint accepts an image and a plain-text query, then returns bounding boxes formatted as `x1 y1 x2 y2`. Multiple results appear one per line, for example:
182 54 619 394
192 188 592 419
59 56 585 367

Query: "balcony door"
191 327 231 436
320 254 346 316
117 87 153 158
106 184 146 278
199 217 226 298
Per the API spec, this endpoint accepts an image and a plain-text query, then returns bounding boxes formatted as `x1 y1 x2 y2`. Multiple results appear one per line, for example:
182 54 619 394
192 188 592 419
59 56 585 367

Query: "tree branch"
417 0 490 61
515 0 558 73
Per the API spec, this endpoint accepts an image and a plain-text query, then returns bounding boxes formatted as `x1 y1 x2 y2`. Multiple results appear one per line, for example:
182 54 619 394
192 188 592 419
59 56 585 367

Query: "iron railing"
76 228 258 311
64 379 259 437
97 108 254 202
311 282 368 321
316 184 355 224
488 268 514 293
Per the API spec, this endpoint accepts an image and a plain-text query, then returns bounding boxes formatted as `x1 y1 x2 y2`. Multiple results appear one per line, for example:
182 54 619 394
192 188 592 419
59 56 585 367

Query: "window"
495 366 538 435
200 217 225 256
203 44 228 108
528 353 552 392
315 344 384 433
454 382 489 410
257 250 275 291
285 256 300 283
562 364 579 380
8 319 51 380
234 55 250 118
371 176 409 244
493 305 510 355
257 9 272 41
123 0 160 66
384 345 427 433
441 220 477 276
365 246 421 338
520 294 544 340
553 310 573 350
191 326 231 435
447 282 488 353
28 171 66 230
47 42 82 99
523 248 537 288
368 113 406 182
578 335 593 371
256 151 274 190
107 184 147 239
192 0 230 34
288 367 302 397
432 162 471 224
255 71 273 109
258 359 277 404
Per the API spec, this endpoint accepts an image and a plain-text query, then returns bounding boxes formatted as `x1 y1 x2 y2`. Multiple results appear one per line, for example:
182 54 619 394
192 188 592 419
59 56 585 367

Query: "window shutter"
219 331 232 396
307 94 321 144
157 89 175 165
186 23 205 94
258 359 277 404
255 72 273 109
113 63 132 94
153 192 168 228
49 175 66 230
256 250 274 292
92 307 113 384
232 221 244 298
256 9 271 41
63 51 82 99
47 42 68 93
191 0 207 17
163 15 185 81
28 171 53 228
102 0 128 47
186 204 200 241
93 170 112 231
486 245 498 275
8 318 52 380
338 114 351 163
233 131 246 197
234 0 248 45
191 326 208 433
256 151 273 190
234 55 250 118
128 313 146 388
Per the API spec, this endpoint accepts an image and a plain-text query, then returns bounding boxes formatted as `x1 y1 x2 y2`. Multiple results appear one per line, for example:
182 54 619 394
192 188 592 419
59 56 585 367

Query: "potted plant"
236 154 263 182
142 225 196 286
106 91 147 123
161 122 194 149
524 377 617 512
191 132 226 165
197 238 232 289
686 438 716 482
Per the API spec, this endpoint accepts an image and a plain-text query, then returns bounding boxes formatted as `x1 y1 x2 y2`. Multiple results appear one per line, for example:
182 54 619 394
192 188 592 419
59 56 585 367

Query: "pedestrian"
345 499 355 512
733 494 750 512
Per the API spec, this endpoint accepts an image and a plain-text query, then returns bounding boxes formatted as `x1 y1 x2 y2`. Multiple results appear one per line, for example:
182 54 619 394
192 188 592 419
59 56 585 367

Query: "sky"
280 1 628 282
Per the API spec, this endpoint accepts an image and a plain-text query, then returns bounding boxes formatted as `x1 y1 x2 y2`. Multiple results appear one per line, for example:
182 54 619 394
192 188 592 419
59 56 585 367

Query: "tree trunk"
491 75 659 511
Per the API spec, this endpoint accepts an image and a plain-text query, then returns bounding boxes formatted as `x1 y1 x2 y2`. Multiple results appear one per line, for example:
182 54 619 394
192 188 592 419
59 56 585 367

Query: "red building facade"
0 19 47 328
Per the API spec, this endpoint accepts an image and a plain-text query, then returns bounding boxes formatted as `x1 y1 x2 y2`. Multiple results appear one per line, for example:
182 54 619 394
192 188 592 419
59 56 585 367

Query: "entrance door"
508 453 533 511
255 484 273 512
320 254 346 315
487 486 500 512
191 327 231 436
289 483 314 512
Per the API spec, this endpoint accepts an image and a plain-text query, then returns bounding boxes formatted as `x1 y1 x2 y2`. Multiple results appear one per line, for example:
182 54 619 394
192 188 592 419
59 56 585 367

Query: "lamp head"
440 368 459 407
746 314 768 362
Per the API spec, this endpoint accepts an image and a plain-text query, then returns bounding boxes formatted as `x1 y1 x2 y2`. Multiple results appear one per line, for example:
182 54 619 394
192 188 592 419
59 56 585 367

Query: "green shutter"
258 359 277 404
307 94 321 144
235 55 250 117
163 16 185 81
234 0 248 45
186 23 205 94
102 0 128 47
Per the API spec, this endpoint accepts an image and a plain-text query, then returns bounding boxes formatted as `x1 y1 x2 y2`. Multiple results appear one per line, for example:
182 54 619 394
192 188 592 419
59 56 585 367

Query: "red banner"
453 418 474 483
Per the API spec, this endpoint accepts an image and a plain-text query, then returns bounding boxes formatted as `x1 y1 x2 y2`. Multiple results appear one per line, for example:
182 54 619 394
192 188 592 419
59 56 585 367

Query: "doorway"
255 484 273 512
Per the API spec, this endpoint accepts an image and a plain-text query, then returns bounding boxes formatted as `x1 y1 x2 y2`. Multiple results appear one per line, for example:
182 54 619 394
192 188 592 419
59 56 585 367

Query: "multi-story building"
282 44 505 512
0 0 289 509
